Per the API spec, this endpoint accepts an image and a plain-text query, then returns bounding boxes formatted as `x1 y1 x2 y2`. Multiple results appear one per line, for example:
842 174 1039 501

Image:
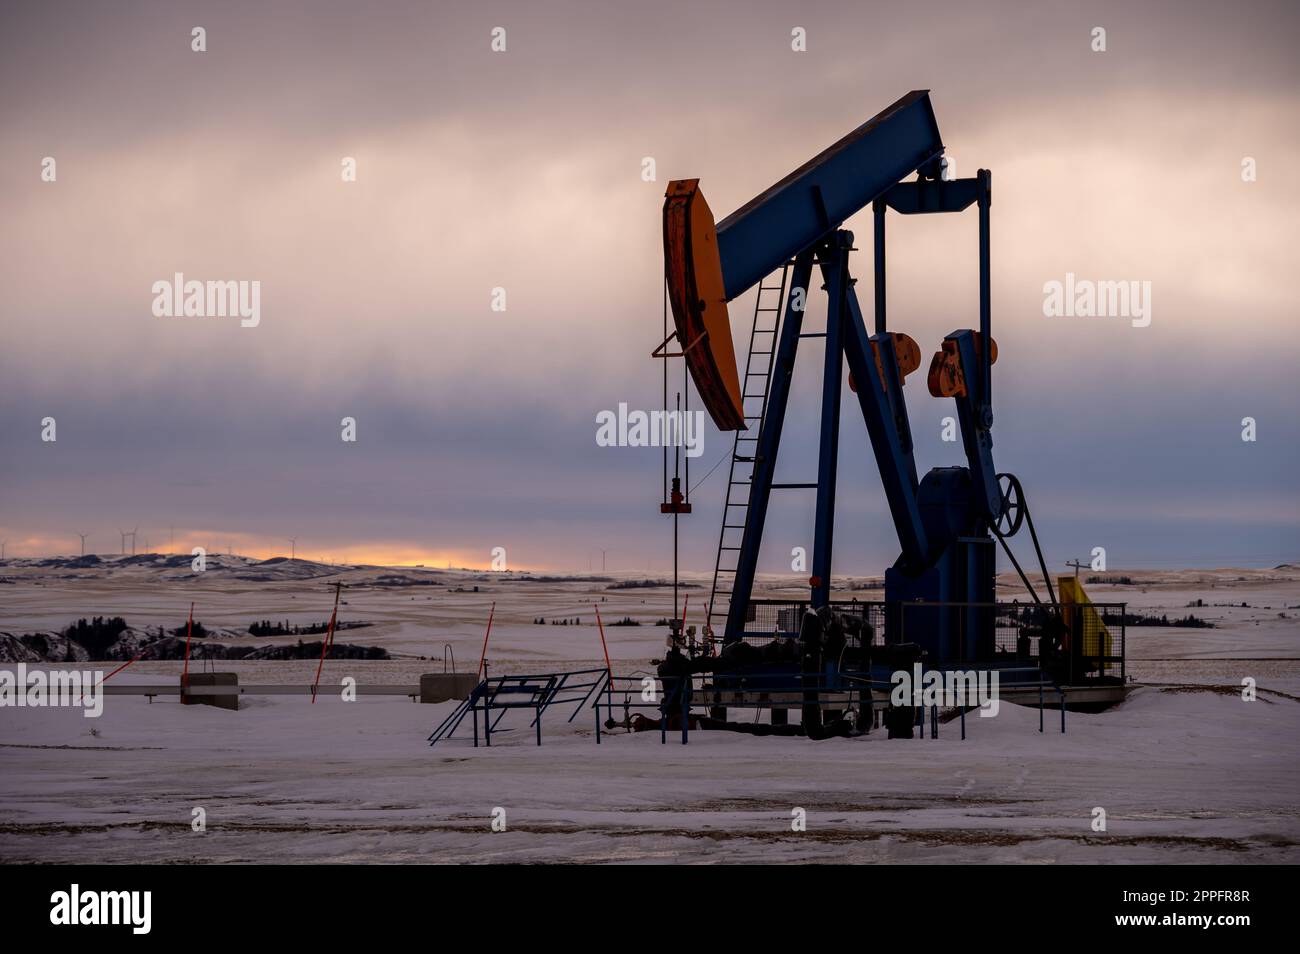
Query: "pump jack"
662 91 1062 669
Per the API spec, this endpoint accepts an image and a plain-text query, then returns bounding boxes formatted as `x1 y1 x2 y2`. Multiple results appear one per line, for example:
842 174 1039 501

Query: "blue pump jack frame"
722 171 1001 646
881 169 1000 518
723 229 931 640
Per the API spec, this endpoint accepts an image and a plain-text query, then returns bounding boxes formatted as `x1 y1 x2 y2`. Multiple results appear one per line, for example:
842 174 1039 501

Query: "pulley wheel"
995 472 1026 536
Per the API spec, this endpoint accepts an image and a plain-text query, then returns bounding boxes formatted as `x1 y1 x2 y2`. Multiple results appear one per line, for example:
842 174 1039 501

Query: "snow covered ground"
1 559 1297 863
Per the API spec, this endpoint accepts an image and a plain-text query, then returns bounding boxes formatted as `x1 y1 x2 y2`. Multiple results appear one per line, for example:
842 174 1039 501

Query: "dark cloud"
0 0 1296 568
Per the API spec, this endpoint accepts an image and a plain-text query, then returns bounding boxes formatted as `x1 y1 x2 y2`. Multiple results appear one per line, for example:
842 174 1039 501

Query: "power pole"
1066 559 1087 579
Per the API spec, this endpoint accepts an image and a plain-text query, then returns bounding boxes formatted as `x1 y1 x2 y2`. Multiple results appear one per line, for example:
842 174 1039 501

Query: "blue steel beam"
715 91 944 301
882 176 980 215
812 238 848 608
950 330 1002 520
834 258 930 570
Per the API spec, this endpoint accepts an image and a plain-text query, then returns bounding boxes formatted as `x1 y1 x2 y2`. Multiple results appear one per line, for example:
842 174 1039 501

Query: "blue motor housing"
885 466 997 663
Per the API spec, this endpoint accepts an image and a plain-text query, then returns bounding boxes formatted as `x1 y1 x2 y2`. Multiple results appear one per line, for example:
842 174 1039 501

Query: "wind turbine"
76 531 89 556
117 529 127 554
287 536 297 561
0 540 7 560
128 526 138 555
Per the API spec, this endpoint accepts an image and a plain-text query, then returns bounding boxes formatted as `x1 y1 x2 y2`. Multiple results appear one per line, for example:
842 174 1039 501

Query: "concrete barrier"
183 672 239 711
419 673 479 704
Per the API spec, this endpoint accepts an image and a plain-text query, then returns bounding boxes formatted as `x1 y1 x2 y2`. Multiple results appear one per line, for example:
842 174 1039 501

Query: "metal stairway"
706 265 790 641
427 669 609 747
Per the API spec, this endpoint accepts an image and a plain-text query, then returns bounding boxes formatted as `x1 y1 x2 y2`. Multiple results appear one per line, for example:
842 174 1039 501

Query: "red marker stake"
311 582 342 704
475 602 496 682
593 603 614 716
101 655 142 683
181 602 195 699
79 652 143 703
592 603 613 676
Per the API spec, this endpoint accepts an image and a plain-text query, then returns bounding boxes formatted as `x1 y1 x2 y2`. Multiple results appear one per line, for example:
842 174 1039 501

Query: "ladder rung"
771 482 818 489
799 332 826 338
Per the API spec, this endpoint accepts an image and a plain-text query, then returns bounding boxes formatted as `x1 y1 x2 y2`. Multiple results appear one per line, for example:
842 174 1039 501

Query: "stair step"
709 262 790 630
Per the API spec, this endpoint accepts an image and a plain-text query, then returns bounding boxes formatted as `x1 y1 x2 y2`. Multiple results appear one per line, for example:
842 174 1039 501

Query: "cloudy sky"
1 0 1297 572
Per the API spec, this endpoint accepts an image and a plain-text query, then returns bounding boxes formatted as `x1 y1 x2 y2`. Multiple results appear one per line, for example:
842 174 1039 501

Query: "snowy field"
1 559 1298 863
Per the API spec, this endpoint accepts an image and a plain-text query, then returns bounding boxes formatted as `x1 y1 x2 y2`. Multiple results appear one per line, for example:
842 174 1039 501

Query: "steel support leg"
812 236 848 609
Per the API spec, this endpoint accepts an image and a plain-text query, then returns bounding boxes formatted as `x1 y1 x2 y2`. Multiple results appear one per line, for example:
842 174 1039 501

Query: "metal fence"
736 597 1125 685
742 598 885 646
595 667 1064 745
